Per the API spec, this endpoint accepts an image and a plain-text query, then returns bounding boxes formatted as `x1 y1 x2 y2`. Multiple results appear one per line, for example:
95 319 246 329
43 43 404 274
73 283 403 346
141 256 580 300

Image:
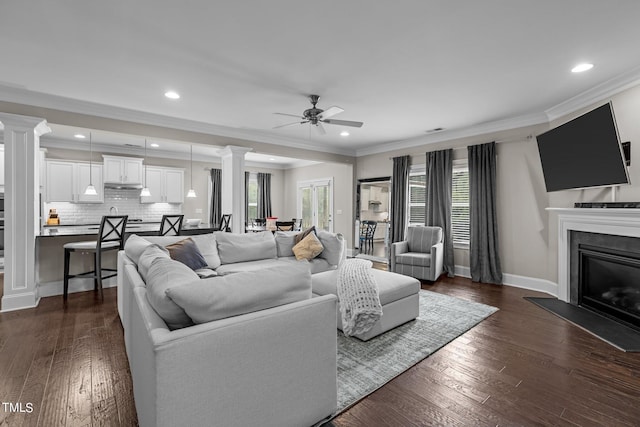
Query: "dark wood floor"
1 274 640 426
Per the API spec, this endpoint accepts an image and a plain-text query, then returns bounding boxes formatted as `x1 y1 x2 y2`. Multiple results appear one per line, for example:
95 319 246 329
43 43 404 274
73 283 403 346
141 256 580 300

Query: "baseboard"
454 265 557 297
1 291 40 312
38 277 117 298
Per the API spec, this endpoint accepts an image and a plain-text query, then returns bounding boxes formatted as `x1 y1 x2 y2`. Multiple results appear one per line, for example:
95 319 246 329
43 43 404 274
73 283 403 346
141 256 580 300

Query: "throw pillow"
138 244 171 282
292 231 324 261
165 237 208 271
145 257 199 329
188 233 221 268
165 262 312 324
294 226 316 245
316 231 344 266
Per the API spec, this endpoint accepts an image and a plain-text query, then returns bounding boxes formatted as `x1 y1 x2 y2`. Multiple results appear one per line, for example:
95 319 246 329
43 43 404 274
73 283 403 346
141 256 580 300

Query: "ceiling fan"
273 94 363 135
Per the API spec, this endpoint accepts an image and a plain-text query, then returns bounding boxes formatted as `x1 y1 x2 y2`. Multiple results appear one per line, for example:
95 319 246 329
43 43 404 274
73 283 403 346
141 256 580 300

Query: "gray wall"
283 162 354 247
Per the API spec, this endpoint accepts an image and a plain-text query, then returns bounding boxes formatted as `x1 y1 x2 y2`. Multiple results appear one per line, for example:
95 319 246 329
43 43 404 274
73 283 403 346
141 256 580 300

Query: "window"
247 174 258 221
408 172 426 225
451 164 470 247
407 162 470 248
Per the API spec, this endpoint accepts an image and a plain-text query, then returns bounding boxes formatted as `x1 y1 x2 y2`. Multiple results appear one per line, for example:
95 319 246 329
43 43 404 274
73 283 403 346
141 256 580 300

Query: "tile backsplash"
44 188 182 225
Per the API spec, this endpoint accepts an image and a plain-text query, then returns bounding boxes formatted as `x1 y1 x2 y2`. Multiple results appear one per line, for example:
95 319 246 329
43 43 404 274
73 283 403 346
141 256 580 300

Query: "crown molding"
545 65 640 121
0 85 356 157
39 136 308 170
356 111 548 157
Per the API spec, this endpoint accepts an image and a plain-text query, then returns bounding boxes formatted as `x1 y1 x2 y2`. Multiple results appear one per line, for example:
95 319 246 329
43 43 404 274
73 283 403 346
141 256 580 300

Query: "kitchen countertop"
38 222 216 237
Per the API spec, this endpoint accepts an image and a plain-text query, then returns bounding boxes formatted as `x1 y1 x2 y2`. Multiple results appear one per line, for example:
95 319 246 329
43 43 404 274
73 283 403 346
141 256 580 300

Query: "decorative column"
0 113 51 312
219 145 252 234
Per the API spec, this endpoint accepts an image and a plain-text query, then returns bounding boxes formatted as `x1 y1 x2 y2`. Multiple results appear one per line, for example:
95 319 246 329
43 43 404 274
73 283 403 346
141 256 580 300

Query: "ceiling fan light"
84 184 98 196
340 131 350 136
186 189 197 198
140 187 151 197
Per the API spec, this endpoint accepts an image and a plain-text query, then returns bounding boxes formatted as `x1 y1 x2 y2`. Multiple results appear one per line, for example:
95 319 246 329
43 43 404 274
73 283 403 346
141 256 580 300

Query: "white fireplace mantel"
547 208 640 302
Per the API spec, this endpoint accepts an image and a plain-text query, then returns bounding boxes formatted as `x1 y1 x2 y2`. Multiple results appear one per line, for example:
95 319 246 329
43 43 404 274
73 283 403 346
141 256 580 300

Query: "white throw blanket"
336 259 382 337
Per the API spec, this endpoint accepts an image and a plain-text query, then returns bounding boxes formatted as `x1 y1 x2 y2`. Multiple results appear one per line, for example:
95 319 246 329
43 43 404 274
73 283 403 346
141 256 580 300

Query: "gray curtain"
468 141 503 284
257 172 272 218
391 155 410 243
426 149 454 277
210 168 222 227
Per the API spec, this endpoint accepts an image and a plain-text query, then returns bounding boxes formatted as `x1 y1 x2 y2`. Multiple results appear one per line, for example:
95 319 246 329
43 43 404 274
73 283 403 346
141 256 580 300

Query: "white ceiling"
2 1 640 156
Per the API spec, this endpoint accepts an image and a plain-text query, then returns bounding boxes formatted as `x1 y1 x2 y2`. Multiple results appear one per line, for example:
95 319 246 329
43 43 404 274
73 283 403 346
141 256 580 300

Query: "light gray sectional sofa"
117 230 345 427
117 229 421 426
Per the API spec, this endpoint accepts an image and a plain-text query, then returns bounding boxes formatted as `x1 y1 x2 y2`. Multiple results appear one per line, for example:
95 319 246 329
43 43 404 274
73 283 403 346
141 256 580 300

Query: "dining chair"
63 215 128 301
159 214 184 236
255 218 266 226
276 221 296 231
359 220 377 253
220 214 232 232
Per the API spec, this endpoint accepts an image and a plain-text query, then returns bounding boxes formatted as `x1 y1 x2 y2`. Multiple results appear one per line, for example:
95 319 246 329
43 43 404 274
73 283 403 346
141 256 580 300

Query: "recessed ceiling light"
571 63 594 73
150 143 159 148
74 134 86 139
340 131 350 137
164 91 180 99
269 158 276 161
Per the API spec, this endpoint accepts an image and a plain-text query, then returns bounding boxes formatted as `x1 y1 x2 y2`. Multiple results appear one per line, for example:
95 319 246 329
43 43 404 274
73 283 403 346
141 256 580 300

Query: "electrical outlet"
195 208 203 214
336 209 343 215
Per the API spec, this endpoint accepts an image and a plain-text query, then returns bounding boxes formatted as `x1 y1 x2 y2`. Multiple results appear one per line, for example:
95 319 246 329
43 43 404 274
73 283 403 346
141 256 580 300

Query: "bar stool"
159 214 184 236
63 215 128 301
220 214 232 232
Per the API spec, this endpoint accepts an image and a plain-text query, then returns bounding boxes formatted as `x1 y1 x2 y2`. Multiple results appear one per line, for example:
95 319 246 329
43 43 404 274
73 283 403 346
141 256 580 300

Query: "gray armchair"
391 225 444 281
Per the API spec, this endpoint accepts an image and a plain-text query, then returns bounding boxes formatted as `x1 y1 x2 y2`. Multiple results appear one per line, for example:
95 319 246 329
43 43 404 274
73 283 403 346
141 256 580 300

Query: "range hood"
104 182 143 190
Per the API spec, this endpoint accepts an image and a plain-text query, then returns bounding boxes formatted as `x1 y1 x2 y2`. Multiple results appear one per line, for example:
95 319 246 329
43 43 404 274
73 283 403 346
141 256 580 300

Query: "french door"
297 178 333 232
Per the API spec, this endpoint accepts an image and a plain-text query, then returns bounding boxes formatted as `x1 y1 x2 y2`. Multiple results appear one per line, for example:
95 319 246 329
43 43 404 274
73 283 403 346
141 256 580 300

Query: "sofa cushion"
274 231 298 257
396 252 431 267
279 257 333 274
316 231 344 266
188 233 221 268
146 257 199 329
216 231 277 264
165 237 208 271
312 268 420 306
215 258 294 275
165 262 312 324
407 226 442 252
124 234 152 265
138 244 170 282
292 232 324 260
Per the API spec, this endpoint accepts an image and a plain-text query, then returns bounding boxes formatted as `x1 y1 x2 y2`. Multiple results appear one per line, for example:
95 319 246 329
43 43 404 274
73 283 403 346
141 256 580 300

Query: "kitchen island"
36 222 218 298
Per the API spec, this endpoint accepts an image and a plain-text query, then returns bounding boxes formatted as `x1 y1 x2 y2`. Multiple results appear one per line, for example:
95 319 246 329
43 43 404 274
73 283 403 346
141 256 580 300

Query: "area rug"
335 289 498 414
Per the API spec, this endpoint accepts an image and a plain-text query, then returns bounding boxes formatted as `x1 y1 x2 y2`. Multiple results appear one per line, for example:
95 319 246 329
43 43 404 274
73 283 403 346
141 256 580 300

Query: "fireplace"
571 231 640 330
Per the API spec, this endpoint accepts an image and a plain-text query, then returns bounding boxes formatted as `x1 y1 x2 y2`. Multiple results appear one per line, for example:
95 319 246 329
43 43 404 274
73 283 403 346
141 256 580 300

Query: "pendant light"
83 132 98 196
186 144 196 198
140 139 151 197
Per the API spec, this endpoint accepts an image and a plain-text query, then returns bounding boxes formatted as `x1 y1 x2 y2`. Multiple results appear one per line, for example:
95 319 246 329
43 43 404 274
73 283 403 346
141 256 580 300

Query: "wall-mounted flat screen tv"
536 102 630 192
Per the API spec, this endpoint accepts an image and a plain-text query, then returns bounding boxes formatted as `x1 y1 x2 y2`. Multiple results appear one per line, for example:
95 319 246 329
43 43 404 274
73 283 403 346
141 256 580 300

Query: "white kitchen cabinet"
103 155 143 185
140 166 183 203
45 160 103 203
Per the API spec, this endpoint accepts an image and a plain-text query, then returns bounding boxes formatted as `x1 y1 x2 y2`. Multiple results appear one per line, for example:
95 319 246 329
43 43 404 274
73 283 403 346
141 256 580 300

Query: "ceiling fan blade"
318 106 344 120
322 119 364 128
274 112 304 119
315 122 326 135
273 121 306 129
